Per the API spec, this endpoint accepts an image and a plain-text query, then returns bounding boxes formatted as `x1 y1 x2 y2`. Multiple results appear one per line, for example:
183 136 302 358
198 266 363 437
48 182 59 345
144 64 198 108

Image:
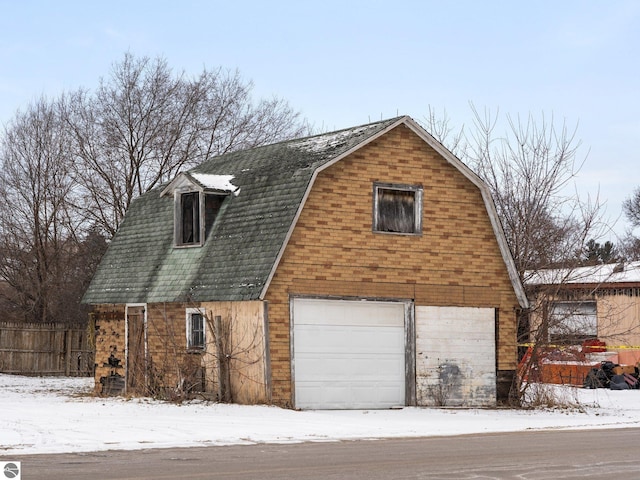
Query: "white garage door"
415 306 496 407
292 298 406 409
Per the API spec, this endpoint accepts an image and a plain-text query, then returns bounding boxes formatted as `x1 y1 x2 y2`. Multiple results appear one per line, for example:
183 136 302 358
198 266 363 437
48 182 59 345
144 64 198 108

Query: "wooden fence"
0 321 94 376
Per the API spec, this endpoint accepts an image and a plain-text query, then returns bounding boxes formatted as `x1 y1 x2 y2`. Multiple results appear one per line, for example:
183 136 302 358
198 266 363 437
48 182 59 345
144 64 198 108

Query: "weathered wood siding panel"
201 301 269 404
265 124 519 406
415 306 496 406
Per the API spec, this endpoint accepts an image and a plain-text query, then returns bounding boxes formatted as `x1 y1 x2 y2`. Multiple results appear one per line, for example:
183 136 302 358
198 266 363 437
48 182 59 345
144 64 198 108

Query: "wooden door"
126 306 146 394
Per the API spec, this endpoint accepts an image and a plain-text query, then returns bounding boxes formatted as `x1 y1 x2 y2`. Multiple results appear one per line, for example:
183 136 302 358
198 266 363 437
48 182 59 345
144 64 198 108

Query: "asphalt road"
10 428 640 479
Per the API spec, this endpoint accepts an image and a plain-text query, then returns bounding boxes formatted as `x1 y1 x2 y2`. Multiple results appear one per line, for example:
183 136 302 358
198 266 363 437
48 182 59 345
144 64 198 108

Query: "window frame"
548 301 597 344
173 190 227 248
372 182 423 235
174 190 204 247
186 308 206 351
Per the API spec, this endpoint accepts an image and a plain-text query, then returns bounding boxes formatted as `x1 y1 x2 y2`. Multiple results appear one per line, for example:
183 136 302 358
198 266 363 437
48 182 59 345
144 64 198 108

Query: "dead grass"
521 383 587 412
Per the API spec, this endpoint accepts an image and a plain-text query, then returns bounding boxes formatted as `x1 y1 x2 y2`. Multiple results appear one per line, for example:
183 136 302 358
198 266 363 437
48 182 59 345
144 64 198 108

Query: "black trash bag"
583 361 620 389
600 361 617 378
610 374 630 390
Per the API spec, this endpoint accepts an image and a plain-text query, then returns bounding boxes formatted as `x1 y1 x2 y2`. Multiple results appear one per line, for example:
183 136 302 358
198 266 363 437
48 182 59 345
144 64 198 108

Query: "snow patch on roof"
160 172 240 198
288 124 384 153
191 173 238 193
526 261 640 286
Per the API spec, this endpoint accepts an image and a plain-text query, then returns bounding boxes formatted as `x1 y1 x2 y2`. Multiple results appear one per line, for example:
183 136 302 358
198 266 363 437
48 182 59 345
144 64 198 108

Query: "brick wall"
93 303 192 395
93 301 269 402
265 124 520 405
93 304 125 391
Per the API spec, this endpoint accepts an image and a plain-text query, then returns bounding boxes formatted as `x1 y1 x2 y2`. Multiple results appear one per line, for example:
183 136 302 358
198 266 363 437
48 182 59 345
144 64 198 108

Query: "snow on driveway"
1 374 640 455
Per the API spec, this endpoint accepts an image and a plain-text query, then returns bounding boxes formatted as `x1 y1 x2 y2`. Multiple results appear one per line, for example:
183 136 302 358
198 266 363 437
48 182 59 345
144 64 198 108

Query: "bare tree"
619 234 640 260
0 52 306 326
0 97 88 323
424 104 606 279
623 187 640 228
423 105 608 405
65 53 308 237
619 188 640 260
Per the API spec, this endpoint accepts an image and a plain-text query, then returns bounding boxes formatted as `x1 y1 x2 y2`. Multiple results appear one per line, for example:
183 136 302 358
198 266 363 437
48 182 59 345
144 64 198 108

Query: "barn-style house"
83 116 528 409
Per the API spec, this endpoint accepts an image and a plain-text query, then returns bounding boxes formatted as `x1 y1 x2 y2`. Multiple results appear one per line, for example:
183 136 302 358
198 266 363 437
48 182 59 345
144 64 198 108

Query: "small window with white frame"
186 308 206 351
373 182 423 234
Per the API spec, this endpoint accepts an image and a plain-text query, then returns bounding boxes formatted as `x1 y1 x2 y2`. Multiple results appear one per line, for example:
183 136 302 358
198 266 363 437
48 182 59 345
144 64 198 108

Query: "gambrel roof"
83 116 528 308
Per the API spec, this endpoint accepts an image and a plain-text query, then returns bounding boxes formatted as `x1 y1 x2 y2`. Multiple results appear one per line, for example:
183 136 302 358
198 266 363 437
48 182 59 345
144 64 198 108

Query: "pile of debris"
583 361 640 390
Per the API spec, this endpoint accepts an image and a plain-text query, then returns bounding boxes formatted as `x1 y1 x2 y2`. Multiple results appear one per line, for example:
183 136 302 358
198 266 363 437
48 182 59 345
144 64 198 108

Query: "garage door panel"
415 306 496 407
292 298 406 409
296 325 405 354
296 355 405 380
294 299 404 327
297 383 403 410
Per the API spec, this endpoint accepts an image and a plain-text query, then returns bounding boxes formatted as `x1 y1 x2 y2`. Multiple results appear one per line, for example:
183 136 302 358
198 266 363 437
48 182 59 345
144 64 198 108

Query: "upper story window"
175 192 225 247
162 172 238 248
373 182 423 235
179 192 201 245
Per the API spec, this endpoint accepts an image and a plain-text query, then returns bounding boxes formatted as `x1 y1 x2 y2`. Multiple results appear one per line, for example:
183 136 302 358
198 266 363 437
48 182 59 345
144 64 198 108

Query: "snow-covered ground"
1 374 640 455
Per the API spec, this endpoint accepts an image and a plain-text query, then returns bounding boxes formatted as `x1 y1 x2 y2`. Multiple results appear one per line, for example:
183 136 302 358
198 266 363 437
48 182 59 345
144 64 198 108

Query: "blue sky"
1 1 638 240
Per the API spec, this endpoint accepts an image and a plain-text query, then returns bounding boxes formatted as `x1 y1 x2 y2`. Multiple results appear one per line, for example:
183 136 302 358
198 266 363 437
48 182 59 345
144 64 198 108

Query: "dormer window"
174 191 226 247
174 192 202 246
178 191 202 246
161 172 239 248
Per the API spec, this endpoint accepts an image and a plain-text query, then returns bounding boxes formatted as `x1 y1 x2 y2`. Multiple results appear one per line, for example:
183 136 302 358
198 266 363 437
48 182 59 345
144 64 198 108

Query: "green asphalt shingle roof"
82 117 404 304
